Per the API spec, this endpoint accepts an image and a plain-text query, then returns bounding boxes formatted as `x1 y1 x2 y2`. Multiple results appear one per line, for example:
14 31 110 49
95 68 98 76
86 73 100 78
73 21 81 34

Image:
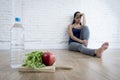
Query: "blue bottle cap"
15 17 21 22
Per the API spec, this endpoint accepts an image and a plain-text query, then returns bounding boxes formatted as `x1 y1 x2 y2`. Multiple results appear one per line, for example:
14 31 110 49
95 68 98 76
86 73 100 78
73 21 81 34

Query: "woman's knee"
82 25 89 29
82 25 89 33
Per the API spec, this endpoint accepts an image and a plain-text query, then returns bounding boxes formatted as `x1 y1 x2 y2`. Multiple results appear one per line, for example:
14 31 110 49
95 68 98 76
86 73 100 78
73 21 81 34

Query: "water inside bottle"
10 21 24 68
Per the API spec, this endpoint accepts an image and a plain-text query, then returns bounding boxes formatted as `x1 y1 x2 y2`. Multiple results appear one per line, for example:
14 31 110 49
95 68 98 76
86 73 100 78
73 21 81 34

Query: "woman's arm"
80 13 86 26
68 25 83 43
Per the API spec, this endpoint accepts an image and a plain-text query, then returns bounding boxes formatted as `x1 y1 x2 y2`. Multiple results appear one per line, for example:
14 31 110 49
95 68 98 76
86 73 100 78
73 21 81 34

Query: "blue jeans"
69 25 95 56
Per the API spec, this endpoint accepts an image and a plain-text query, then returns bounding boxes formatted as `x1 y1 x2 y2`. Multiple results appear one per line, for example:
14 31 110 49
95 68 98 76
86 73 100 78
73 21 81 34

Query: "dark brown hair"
72 11 81 25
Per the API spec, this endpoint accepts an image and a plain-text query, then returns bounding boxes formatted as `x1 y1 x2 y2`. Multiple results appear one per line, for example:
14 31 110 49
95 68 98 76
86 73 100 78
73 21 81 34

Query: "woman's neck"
74 23 80 25
73 23 82 29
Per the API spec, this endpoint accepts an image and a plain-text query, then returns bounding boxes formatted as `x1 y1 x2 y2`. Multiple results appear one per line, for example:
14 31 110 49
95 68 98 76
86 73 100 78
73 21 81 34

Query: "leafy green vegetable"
22 51 46 70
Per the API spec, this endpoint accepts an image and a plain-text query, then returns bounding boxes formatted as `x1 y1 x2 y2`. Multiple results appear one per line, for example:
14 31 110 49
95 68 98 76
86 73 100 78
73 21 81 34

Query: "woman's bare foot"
95 42 109 58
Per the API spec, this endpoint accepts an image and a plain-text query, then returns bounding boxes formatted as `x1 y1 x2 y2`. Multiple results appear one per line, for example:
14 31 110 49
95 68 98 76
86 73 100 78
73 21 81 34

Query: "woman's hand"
82 40 88 45
80 13 85 17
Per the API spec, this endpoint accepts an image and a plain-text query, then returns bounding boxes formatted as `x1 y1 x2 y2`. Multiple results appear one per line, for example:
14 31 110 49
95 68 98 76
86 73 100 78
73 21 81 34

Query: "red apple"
42 51 56 66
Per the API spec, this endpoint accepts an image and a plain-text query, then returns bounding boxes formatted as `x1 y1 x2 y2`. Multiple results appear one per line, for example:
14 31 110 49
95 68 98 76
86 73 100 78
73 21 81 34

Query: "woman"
68 11 109 58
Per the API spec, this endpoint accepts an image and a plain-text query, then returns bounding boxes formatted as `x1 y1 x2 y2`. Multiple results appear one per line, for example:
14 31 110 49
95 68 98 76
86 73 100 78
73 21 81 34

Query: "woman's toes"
101 42 109 50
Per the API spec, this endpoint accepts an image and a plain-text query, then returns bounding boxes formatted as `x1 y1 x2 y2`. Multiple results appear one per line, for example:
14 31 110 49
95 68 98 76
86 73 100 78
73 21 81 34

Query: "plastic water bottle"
10 17 24 68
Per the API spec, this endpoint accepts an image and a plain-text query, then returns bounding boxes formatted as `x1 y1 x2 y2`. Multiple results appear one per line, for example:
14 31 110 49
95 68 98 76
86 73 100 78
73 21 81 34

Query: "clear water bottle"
10 17 24 68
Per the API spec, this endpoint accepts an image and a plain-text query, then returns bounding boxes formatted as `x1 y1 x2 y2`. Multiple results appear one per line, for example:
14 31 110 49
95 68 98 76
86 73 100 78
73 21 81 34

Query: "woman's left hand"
82 40 88 45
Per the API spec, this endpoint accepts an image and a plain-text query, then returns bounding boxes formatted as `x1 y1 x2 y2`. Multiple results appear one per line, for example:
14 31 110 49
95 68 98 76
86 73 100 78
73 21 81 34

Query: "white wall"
0 0 12 49
80 0 120 49
22 0 81 49
0 0 120 49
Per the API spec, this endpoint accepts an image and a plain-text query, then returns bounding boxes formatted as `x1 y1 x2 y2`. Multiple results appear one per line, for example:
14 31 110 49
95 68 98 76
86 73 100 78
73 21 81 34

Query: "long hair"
72 11 81 25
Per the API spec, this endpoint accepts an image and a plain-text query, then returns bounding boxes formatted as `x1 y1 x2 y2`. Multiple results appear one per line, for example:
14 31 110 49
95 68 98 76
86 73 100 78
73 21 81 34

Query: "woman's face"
74 13 81 23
